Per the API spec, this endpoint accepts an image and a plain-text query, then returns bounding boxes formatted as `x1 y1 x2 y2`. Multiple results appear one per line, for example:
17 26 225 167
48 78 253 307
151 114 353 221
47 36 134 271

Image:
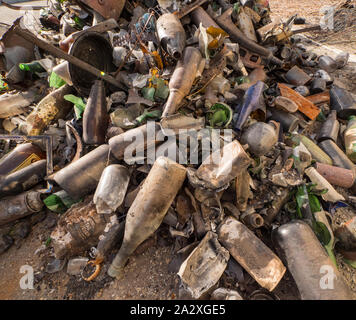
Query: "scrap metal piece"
239 47 262 69
79 0 126 20
306 91 330 106
190 6 220 29
59 19 119 52
278 83 320 120
68 32 116 96
214 7 283 66
13 24 122 90
285 66 311 86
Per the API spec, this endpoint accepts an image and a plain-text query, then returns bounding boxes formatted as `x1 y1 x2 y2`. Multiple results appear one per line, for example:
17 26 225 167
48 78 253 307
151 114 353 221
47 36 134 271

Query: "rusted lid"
79 0 126 20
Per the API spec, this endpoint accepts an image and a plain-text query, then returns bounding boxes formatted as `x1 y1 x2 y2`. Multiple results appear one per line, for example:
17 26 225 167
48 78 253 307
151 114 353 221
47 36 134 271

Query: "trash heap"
0 0 356 300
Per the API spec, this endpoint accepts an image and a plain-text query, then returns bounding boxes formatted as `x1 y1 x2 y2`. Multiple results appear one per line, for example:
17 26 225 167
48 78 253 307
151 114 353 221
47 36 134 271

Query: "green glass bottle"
19 61 46 73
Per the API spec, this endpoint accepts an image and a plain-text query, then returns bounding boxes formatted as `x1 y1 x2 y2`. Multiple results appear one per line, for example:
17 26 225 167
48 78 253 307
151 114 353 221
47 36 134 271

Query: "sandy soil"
269 0 343 24
270 0 356 54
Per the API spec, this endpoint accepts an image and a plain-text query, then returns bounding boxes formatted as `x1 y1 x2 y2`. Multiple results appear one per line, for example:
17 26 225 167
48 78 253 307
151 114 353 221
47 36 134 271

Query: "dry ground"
270 0 356 54
270 0 342 24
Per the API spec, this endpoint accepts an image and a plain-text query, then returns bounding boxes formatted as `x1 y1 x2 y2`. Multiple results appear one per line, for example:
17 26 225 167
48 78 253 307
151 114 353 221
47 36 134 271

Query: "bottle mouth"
172 50 182 60
251 214 264 228
25 191 44 212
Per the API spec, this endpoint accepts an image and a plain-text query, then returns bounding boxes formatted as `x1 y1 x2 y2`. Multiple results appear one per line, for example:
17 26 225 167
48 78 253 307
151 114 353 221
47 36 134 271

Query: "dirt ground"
0 0 356 300
270 0 342 24
270 0 356 55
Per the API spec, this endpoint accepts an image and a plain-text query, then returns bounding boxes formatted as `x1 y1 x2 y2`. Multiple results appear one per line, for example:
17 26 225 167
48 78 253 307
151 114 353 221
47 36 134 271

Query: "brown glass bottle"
0 143 45 176
83 80 109 145
0 159 46 197
25 85 74 135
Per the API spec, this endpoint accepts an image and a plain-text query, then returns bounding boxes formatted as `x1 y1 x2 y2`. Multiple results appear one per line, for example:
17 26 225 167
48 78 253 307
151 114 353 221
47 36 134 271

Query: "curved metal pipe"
214 7 283 66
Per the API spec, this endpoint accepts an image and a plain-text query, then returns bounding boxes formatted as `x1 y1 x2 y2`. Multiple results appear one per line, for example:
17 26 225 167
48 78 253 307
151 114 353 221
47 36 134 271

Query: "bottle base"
107 264 124 280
